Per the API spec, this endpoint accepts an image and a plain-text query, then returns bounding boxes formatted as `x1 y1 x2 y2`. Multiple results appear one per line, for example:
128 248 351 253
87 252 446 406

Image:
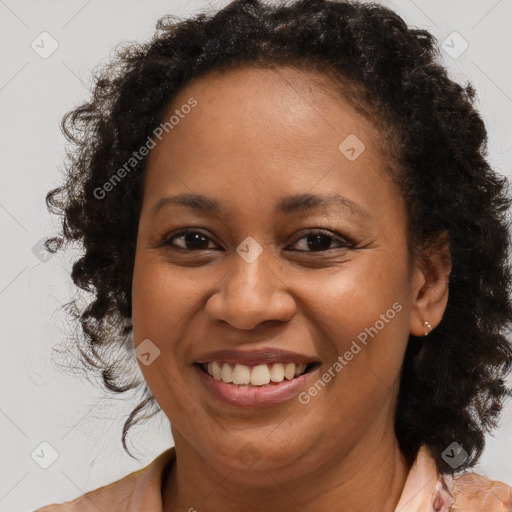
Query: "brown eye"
159 228 353 253
289 230 353 252
162 229 218 251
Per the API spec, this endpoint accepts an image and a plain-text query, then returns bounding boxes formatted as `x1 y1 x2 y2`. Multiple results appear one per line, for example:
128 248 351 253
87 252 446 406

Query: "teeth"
211 361 222 380
269 363 284 382
204 361 309 386
295 363 307 376
284 363 296 380
251 364 271 386
220 363 233 383
232 364 251 385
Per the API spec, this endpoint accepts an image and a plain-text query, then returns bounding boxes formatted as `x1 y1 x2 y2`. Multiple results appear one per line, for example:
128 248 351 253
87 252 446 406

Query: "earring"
416 309 433 336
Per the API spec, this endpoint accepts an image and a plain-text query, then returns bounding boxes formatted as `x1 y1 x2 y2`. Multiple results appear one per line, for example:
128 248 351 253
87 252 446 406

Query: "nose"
205 251 296 330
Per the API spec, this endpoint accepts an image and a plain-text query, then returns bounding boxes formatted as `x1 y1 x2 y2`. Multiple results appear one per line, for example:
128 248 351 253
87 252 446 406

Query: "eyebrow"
151 192 370 218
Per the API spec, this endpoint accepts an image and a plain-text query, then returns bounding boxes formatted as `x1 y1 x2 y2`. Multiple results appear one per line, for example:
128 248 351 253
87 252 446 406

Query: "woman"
36 0 512 510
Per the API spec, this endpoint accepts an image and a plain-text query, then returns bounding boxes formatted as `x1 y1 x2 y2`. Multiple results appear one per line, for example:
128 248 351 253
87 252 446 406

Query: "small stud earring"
416 310 433 336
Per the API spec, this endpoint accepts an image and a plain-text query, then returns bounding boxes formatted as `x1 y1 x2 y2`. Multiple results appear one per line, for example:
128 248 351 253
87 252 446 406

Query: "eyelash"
159 228 354 253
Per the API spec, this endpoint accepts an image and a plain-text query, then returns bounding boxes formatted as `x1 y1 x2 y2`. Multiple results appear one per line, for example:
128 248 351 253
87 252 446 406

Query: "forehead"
168 64 377 142
141 65 397 219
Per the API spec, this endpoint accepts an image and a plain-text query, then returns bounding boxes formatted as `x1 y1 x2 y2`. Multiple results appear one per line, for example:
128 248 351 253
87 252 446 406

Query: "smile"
194 360 321 407
201 361 313 387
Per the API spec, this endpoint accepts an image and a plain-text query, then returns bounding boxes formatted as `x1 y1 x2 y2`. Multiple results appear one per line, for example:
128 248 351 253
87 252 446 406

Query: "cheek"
293 263 409 442
131 255 222 395
131 258 198 406
302 253 410 387
132 257 203 340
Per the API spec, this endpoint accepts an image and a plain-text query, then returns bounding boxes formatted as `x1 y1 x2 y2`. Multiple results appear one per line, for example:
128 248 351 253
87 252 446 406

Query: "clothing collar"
394 445 455 512
133 444 510 512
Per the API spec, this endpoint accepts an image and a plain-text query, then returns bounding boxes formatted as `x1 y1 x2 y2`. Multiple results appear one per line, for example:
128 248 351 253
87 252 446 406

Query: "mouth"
195 361 321 387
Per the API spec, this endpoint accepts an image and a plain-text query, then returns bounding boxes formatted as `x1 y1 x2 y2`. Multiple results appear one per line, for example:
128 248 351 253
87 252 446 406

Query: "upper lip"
194 348 321 366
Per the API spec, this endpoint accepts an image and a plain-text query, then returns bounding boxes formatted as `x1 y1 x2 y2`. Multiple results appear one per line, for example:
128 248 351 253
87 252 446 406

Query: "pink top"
34 445 511 511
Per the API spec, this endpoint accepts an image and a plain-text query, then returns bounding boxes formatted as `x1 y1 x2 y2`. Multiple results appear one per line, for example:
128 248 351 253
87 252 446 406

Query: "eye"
288 230 353 252
161 229 219 251
159 228 353 253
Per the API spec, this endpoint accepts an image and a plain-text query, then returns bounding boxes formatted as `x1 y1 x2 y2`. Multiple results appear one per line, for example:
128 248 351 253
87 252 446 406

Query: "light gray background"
0 0 511 510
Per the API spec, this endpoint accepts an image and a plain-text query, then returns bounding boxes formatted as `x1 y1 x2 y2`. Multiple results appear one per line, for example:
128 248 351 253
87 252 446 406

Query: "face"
132 65 423 481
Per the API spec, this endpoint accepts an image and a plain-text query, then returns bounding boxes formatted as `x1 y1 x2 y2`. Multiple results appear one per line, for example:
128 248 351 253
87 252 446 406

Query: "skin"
131 65 452 512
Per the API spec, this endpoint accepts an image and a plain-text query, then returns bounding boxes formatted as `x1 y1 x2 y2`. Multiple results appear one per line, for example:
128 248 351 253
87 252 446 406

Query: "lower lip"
194 364 316 408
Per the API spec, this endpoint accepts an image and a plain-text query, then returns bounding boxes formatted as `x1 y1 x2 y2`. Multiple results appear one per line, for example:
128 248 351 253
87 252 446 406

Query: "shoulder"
33 447 176 512
394 445 511 512
451 470 511 512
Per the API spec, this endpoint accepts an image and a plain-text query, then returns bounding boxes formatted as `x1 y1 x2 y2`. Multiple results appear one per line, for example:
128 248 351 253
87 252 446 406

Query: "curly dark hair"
45 0 512 473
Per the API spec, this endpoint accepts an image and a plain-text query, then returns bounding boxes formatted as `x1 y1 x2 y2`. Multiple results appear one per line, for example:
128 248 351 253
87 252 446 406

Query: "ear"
409 230 452 337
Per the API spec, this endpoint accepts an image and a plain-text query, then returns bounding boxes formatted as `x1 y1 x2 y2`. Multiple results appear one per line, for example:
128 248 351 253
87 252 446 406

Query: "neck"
163 427 411 512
